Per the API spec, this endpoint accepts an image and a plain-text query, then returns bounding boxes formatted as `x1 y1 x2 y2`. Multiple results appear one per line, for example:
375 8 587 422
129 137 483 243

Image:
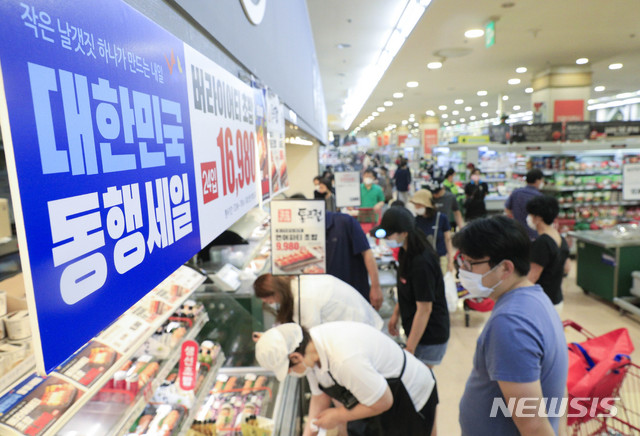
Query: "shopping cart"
356 207 379 236
564 320 640 435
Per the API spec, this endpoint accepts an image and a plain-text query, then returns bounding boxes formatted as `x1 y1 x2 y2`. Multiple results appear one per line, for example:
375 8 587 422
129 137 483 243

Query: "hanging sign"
178 340 199 391
334 171 361 207
622 163 640 201
266 92 288 196
255 88 271 202
0 0 258 374
270 200 326 275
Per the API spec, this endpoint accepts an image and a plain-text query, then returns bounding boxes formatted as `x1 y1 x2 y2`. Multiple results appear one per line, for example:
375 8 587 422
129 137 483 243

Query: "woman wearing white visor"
255 322 438 436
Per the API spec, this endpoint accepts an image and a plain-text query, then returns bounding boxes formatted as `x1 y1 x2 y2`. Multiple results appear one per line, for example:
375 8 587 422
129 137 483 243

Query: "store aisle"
434 265 640 435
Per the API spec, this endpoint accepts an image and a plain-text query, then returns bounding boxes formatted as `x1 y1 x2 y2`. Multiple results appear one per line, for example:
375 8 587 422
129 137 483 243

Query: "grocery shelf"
176 355 226 435
560 201 637 209
543 186 622 192
0 355 35 396
108 312 210 436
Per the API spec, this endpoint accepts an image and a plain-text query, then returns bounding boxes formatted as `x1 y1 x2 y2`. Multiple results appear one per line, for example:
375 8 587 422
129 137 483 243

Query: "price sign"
270 200 326 275
178 340 199 391
623 163 640 201
185 45 259 247
266 93 288 196
335 171 361 207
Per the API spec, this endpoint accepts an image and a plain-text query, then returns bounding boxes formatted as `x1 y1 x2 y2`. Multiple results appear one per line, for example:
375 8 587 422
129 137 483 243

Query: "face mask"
415 207 426 216
268 302 281 312
363 177 373 185
526 215 536 230
289 361 312 378
386 238 404 249
471 175 480 183
538 181 545 190
458 262 504 298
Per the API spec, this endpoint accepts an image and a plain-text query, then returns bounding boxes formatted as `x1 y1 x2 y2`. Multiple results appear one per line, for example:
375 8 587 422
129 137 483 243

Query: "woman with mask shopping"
373 207 449 368
253 273 383 330
464 169 489 221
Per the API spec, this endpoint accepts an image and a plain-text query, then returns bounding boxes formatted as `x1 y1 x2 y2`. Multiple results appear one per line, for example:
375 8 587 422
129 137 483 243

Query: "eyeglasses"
456 256 491 271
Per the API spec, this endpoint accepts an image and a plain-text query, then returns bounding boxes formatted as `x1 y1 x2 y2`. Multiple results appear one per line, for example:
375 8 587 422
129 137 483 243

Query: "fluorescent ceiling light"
441 114 449 119
525 87 533 93
516 67 527 73
454 99 464 104
609 63 623 70
427 61 443 69
480 101 488 107
426 110 435 116
594 86 605 92
384 100 394 107
502 95 509 101
393 92 404 98
513 105 521 110
482 113 488 117
616 92 634 99
413 122 419 127
402 120 408 125
377 107 386 112
477 90 487 96
508 78 521 85
451 120 457 124
443 122 449 126
286 137 314 146
452 110 460 115
372 112 379 116
464 106 472 112
460 118 466 122
470 116 476 120
339 0 431 130
406 81 419 88
438 105 447 110
464 29 484 38
576 58 589 65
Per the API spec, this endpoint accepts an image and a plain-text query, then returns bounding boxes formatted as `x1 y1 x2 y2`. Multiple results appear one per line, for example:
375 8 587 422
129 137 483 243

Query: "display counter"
569 230 640 302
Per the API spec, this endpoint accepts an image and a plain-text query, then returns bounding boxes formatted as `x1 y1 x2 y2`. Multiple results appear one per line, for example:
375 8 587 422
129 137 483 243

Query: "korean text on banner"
184 45 259 247
335 172 361 208
266 92 288 196
255 88 271 202
270 200 326 276
0 0 202 374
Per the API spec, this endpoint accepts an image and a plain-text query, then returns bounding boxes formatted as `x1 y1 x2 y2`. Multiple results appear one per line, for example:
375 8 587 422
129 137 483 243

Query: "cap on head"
255 323 303 381
372 206 415 238
410 189 435 208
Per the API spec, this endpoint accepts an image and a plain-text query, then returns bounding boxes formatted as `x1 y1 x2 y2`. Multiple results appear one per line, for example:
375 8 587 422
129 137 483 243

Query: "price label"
276 242 300 251
216 128 256 196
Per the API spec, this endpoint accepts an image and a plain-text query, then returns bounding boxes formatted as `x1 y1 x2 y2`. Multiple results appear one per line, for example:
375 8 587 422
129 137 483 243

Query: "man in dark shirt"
505 169 544 239
393 158 412 204
427 179 464 230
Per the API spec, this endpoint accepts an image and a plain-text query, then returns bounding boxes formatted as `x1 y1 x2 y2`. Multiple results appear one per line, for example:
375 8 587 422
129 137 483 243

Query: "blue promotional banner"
0 0 258 374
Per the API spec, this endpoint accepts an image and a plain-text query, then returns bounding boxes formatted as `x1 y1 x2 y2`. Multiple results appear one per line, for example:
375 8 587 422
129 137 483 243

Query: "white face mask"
538 181 545 190
526 215 537 230
458 262 504 298
386 238 404 249
363 177 374 185
415 207 426 216
289 361 312 378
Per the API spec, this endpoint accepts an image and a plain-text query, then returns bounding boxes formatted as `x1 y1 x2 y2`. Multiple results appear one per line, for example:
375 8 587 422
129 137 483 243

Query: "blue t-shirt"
415 213 450 256
325 212 370 299
459 285 568 436
505 185 542 239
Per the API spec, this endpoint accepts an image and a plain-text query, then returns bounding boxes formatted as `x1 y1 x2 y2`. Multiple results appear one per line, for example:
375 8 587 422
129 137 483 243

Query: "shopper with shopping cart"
454 216 568 436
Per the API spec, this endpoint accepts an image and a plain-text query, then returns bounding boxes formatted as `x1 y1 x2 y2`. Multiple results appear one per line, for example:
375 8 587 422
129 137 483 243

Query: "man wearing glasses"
453 216 568 436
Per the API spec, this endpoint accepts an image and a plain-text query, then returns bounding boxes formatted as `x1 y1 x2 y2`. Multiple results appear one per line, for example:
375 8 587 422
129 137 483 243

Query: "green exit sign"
485 20 495 48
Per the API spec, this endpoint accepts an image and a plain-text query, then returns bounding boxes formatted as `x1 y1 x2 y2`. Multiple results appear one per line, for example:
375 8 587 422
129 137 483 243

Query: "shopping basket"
564 320 640 435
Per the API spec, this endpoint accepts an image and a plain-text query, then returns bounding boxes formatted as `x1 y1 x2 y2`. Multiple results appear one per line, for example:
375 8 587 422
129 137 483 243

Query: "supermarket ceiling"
307 0 640 134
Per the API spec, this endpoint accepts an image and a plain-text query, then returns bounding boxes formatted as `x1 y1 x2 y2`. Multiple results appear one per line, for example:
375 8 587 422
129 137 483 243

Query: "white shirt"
306 321 435 411
292 275 383 330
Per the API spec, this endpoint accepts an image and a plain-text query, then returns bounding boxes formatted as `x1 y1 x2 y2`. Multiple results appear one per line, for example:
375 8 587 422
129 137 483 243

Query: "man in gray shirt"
427 179 464 230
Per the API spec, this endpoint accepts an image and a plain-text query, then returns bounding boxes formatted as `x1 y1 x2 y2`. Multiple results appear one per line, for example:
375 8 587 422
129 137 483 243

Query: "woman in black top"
463 169 489 221
525 195 570 313
373 207 450 368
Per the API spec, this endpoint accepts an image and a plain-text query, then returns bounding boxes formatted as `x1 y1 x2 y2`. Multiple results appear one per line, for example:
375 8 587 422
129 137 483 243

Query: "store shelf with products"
0 265 207 436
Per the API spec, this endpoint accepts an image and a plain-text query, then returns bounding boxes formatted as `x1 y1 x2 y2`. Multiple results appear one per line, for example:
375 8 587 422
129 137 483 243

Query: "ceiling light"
441 114 449 119
496 110 501 114
516 67 527 73
502 95 509 101
402 120 408 125
406 81 419 88
438 105 447 110
470 116 476 120
525 87 533 93
482 113 488 117
576 58 589 65
508 78 521 85
393 92 404 99
594 86 605 92
426 110 436 116
443 122 449 126
465 106 472 112
427 61 443 69
452 110 460 115
609 63 623 70
336 43 351 49
372 112 379 116
480 101 489 107
377 107 386 112
513 105 521 110
414 122 419 127
588 99 596 104
460 118 466 122
384 100 394 107
617 92 634 99
451 120 457 125
409 113 415 117
454 99 464 104
464 29 485 38
588 97 640 111
477 90 488 96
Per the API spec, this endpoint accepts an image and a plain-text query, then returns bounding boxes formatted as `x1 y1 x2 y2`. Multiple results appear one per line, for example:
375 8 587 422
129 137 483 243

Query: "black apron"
319 349 433 436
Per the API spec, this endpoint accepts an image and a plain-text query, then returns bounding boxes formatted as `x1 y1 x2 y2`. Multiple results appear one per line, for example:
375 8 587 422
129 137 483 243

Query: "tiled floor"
433 265 640 435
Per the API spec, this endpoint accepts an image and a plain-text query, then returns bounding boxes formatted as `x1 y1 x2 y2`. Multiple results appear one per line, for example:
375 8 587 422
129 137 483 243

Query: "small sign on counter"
334 172 361 208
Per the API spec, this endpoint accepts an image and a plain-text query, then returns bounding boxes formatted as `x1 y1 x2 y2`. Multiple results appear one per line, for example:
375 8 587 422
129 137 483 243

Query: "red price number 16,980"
216 127 256 196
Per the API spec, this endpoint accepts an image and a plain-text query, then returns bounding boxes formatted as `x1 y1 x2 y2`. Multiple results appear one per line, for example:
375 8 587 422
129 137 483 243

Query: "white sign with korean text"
335 171 361 208
270 200 326 275
623 163 640 201
184 45 259 247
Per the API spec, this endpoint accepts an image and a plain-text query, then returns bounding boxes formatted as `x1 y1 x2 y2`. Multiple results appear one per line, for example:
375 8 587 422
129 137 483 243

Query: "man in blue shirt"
505 169 544 239
453 216 568 436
